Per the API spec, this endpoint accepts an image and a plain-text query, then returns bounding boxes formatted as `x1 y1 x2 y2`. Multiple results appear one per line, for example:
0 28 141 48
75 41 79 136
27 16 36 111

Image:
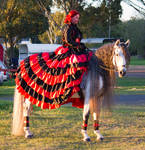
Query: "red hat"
64 10 79 24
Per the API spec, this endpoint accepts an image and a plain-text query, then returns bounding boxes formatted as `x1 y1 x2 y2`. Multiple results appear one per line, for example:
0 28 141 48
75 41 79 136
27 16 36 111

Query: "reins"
99 64 117 72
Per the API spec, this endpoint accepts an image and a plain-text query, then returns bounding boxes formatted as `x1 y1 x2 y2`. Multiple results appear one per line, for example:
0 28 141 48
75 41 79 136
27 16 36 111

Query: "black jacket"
62 23 86 50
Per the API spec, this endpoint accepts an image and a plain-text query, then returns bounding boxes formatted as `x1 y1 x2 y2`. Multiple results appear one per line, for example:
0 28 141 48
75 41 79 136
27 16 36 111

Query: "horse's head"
113 39 130 78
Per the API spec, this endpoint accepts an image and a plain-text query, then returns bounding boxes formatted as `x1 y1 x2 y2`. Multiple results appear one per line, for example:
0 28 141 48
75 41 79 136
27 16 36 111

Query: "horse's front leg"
81 103 90 142
23 99 33 138
93 110 104 141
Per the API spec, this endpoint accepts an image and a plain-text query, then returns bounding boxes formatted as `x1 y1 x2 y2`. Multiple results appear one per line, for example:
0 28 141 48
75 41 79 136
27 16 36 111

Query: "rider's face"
71 14 80 24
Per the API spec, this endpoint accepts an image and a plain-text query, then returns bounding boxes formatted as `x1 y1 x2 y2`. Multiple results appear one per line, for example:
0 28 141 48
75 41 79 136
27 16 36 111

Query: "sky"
89 0 144 21
121 1 142 21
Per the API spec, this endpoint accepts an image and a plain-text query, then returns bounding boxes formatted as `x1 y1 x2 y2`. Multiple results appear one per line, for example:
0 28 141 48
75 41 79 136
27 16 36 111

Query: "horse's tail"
12 87 25 136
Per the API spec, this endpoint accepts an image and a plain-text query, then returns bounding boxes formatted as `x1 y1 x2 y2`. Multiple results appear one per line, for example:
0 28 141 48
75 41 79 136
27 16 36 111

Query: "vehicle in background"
0 61 9 81
19 38 32 44
18 44 61 63
0 71 3 85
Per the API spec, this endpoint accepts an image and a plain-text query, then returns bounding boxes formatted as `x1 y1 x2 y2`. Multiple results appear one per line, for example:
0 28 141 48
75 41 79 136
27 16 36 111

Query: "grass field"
0 100 145 150
130 56 145 65
116 77 145 95
0 60 145 149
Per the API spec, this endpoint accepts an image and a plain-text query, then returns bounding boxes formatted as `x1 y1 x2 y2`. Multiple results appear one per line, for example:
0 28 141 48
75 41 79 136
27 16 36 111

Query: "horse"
12 39 130 142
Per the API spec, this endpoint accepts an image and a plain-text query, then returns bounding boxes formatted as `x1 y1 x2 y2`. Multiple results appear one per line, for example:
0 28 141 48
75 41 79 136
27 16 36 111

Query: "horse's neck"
95 45 114 69
95 45 116 86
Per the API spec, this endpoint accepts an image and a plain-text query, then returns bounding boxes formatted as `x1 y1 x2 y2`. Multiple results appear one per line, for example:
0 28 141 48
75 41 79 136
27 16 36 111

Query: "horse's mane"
95 42 130 67
94 43 116 85
89 43 115 113
95 43 114 69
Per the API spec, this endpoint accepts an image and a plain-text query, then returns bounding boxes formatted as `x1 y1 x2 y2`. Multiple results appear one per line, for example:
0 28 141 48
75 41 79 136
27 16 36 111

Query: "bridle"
99 45 126 72
99 64 117 72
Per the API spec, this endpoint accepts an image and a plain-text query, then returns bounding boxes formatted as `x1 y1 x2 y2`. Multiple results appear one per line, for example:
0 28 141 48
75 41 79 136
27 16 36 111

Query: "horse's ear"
115 39 120 46
125 40 130 47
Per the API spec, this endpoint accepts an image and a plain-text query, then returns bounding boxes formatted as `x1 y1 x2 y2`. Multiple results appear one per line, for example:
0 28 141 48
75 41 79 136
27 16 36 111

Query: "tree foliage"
110 18 145 57
53 0 86 14
80 0 122 37
39 11 65 43
124 19 145 57
0 0 50 59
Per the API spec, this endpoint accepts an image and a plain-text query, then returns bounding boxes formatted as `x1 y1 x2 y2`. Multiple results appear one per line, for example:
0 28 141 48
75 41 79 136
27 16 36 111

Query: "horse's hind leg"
81 106 90 142
23 99 33 138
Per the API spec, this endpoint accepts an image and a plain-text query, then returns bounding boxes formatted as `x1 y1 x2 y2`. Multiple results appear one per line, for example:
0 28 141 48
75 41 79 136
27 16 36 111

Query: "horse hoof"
83 138 91 142
25 134 33 139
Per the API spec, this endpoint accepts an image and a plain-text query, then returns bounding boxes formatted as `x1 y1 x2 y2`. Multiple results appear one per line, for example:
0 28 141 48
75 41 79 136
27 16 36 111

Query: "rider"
15 10 92 109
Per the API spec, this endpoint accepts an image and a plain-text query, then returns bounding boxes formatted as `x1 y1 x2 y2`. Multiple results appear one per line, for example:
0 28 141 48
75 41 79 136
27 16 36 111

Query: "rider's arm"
63 25 80 47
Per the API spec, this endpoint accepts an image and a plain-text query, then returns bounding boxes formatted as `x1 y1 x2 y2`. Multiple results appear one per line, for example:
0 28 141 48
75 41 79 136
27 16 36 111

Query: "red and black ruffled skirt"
15 46 92 109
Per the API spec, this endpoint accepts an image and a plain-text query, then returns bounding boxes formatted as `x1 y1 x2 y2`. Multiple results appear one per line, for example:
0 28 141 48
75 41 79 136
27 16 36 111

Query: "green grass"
0 70 145 149
115 77 145 95
0 79 15 96
2 79 15 86
130 56 145 65
0 100 145 150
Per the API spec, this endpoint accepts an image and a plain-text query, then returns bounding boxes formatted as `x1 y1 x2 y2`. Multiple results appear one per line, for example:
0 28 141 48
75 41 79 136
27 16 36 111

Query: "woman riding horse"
14 10 92 135
13 9 130 140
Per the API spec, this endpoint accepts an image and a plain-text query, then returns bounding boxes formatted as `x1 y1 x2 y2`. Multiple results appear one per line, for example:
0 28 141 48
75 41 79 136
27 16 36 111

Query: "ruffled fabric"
15 46 92 109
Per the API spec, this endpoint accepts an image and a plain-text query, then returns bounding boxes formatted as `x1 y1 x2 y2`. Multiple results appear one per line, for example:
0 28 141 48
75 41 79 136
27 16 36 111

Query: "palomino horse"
12 39 130 141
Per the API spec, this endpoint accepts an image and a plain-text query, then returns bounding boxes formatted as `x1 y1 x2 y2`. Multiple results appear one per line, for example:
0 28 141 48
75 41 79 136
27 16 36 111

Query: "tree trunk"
9 37 14 67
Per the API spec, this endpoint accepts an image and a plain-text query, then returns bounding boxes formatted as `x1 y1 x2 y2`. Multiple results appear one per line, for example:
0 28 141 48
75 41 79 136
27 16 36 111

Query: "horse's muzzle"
119 68 126 77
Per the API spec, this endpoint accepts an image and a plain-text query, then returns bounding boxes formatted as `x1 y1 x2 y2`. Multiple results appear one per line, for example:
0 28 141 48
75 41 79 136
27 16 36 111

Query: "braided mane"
95 43 114 69
89 43 115 113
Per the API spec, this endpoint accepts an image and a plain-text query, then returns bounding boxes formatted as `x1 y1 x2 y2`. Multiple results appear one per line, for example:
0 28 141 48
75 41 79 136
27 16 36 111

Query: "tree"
111 18 145 57
39 11 65 43
53 0 86 14
0 0 49 61
0 0 22 59
124 19 145 57
80 0 122 38
36 0 64 43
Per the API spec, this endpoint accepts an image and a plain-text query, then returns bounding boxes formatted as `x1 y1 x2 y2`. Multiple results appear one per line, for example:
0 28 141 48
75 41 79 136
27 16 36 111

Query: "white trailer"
18 44 61 63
